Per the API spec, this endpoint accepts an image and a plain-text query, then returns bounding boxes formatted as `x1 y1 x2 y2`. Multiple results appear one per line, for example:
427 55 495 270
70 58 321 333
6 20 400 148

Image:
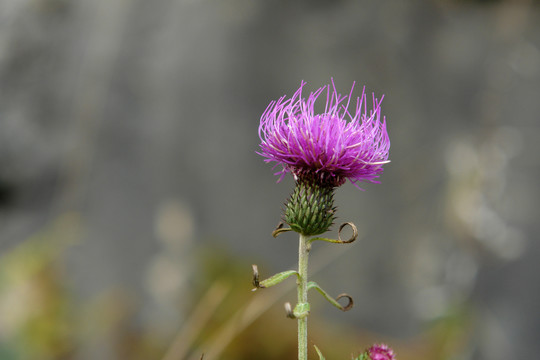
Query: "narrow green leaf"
258 270 299 288
314 345 326 360
308 281 353 311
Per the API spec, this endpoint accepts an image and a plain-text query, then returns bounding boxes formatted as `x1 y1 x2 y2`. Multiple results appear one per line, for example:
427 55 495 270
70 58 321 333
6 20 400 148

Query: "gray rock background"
1 0 539 359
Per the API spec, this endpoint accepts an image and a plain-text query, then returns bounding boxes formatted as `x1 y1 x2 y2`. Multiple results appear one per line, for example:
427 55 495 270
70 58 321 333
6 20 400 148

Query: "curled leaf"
308 222 358 245
335 293 354 311
308 281 354 312
252 265 299 291
337 222 358 244
272 222 293 237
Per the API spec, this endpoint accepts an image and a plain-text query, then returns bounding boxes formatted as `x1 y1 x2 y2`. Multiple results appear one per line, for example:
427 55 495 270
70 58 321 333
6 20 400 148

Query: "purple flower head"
366 343 396 360
258 80 390 189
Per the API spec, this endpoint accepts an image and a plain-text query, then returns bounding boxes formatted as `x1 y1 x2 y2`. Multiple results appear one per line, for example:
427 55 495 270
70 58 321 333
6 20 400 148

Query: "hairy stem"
298 233 310 360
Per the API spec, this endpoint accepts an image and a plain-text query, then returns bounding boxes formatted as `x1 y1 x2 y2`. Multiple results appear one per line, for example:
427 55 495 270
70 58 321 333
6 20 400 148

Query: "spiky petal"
258 80 390 189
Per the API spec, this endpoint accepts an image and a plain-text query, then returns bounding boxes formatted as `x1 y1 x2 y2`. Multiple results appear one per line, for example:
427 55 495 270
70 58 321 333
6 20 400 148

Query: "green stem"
298 233 310 360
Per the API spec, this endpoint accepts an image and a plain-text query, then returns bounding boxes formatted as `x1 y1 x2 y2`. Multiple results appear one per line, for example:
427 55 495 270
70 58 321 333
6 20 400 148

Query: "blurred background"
1 0 539 359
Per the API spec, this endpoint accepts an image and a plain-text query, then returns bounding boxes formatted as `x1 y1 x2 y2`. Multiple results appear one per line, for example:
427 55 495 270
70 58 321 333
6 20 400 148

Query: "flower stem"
298 233 310 360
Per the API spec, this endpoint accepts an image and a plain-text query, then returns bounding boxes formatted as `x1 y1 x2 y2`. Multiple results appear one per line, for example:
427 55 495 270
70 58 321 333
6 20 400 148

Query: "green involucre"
284 179 336 236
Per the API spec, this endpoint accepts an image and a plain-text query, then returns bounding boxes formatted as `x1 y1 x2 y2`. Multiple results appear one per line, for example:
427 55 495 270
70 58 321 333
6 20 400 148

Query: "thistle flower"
258 80 390 236
258 80 390 189
365 343 396 360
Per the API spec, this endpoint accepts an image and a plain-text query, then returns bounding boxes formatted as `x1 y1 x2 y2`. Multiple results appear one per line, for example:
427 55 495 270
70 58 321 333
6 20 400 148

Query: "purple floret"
258 80 390 188
367 343 396 360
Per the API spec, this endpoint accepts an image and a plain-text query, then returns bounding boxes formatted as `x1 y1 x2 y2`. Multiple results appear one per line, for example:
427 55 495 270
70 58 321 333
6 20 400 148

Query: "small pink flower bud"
366 343 396 360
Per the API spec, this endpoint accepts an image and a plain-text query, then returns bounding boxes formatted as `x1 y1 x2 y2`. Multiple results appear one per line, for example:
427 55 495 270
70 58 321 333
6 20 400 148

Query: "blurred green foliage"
0 214 77 359
0 219 473 360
